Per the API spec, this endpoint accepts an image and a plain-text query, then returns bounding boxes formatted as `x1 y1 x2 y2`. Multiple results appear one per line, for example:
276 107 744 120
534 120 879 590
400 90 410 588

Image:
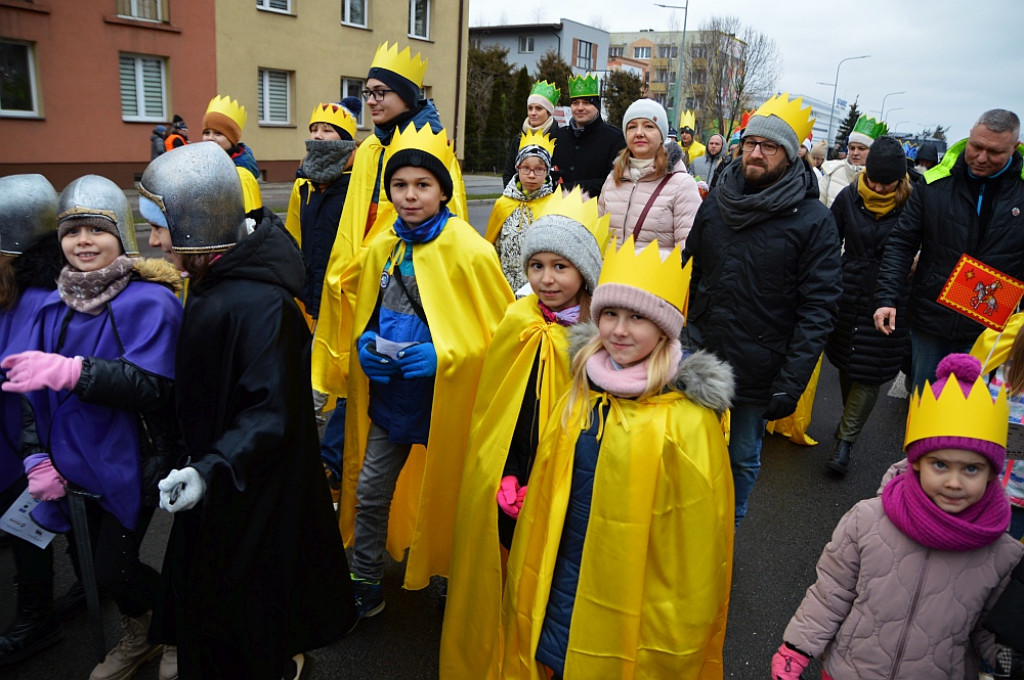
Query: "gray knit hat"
520 214 603 293
622 99 668 145
744 113 800 161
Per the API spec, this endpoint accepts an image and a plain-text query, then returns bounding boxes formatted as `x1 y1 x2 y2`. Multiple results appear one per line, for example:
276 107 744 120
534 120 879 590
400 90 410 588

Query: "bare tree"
688 15 780 138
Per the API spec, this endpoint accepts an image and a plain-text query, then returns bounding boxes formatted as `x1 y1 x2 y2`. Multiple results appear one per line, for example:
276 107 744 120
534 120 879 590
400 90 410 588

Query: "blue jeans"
909 328 973 395
729 402 767 525
320 399 347 479
350 422 412 582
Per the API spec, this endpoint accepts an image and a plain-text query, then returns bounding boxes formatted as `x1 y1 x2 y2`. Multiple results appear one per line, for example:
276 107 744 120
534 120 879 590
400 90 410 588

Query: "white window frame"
608 46 624 58
118 53 166 122
118 0 166 22
0 40 40 118
341 77 366 128
408 0 429 40
256 0 291 14
518 36 534 53
633 46 651 60
576 40 593 70
258 68 291 125
342 0 367 27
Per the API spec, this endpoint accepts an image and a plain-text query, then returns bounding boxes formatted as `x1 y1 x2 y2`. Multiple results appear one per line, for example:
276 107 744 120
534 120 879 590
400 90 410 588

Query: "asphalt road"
1 185 913 679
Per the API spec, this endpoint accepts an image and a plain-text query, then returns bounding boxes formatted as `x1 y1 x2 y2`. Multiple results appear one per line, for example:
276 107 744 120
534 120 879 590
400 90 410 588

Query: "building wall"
0 0 216 188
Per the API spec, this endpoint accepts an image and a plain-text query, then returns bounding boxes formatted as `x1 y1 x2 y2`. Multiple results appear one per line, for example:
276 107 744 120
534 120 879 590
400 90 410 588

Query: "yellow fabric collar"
857 172 897 217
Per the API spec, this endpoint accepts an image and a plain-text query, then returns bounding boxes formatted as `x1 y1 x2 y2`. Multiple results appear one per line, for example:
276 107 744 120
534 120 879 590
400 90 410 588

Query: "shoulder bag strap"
632 172 676 240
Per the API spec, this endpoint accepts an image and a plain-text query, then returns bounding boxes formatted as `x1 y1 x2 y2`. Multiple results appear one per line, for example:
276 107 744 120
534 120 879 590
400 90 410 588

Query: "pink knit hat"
590 282 684 339
905 353 1006 472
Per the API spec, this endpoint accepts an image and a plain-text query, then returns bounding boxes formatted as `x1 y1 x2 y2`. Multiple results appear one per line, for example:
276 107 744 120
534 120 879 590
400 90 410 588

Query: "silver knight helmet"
57 175 139 256
0 174 59 255
137 143 247 253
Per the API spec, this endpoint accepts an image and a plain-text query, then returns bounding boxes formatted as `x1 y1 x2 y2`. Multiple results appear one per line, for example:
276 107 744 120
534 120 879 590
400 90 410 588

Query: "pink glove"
1 351 83 393
24 454 67 501
771 643 810 680
497 475 523 519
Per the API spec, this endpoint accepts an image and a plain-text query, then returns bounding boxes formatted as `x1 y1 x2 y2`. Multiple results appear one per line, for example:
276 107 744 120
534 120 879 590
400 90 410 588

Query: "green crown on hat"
530 80 561 107
852 115 888 140
568 73 600 99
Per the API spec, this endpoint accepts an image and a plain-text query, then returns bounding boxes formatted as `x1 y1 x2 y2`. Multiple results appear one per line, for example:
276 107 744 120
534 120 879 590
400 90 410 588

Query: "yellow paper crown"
679 109 696 131
904 377 1009 450
597 237 687 312
518 129 556 156
308 102 357 139
387 123 456 170
535 186 609 250
370 41 428 87
754 93 815 146
205 95 247 131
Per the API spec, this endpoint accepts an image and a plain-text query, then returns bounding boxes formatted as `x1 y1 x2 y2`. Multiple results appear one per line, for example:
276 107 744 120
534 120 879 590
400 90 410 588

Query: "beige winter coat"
597 159 702 255
818 159 862 208
783 496 1023 680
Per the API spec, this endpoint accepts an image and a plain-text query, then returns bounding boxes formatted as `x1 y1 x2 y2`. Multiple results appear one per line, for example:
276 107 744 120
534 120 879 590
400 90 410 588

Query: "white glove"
158 467 207 513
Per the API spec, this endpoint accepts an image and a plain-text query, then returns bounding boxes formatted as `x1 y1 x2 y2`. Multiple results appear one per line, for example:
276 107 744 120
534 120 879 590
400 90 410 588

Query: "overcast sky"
469 0 1024 142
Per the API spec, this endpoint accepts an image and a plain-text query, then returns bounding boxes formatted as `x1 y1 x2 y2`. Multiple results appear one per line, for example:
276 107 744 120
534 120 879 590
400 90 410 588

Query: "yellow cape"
484 192 558 244
440 296 572 679
501 389 734 679
312 133 469 397
237 166 262 213
971 312 1024 373
680 139 707 166
283 178 307 247
339 215 512 589
765 354 822 446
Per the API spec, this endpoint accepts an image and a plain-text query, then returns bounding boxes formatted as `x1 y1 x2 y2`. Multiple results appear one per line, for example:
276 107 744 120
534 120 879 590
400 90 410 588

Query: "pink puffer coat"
597 160 702 255
783 496 1023 680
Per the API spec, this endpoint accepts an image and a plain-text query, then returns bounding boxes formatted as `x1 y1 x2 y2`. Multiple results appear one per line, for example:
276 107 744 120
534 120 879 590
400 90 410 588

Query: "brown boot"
88 611 162 680
158 645 178 680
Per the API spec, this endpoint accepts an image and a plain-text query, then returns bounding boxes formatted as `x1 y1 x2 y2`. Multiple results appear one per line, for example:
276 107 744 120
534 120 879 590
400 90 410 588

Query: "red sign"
937 254 1024 331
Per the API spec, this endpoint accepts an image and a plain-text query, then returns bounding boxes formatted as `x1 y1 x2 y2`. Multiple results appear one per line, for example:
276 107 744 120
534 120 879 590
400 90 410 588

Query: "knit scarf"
881 466 1011 551
585 341 682 398
538 301 579 327
300 139 356 185
521 116 555 136
497 180 554 290
856 172 897 218
716 156 811 231
628 156 655 181
394 206 450 243
57 255 135 316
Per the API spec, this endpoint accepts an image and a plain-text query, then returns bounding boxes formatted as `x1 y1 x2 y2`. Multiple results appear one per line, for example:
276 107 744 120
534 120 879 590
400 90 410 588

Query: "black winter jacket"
551 117 625 198
875 146 1024 344
824 183 910 384
685 159 842 404
294 172 351 318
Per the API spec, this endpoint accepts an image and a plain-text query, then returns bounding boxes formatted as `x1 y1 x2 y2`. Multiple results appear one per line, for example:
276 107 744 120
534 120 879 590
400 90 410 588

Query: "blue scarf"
394 206 451 243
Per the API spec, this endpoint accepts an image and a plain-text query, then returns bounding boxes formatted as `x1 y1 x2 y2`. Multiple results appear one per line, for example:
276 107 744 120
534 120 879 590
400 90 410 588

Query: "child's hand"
357 332 399 384
24 454 66 501
497 475 523 519
771 642 810 680
1 351 82 393
397 343 437 379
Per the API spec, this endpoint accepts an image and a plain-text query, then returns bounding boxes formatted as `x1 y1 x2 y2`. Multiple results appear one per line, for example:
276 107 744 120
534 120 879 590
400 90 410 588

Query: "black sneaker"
350 575 384 622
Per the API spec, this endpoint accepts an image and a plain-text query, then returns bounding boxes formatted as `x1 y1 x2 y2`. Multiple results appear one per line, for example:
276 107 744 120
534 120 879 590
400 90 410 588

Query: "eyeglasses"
741 138 781 156
361 89 396 102
517 166 548 176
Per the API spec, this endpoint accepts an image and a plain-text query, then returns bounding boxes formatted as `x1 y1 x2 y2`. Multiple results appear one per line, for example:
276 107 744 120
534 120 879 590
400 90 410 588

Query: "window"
341 77 365 127
342 0 366 26
119 54 166 121
117 0 168 22
609 46 623 58
409 0 429 39
691 46 707 59
518 36 534 53
633 46 651 60
0 40 39 117
257 0 291 11
258 68 290 125
575 40 593 70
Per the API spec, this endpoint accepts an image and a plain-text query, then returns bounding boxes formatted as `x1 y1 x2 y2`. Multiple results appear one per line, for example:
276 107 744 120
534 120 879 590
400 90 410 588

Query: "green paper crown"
530 80 561 107
568 73 600 99
852 115 888 140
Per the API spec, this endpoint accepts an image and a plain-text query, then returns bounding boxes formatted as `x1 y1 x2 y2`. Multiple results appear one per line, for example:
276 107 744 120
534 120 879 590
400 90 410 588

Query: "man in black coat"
684 95 842 524
550 74 625 199
874 109 1024 392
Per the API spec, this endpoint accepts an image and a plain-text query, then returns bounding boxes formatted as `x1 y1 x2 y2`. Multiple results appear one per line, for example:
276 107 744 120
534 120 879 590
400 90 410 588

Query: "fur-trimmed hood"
133 257 183 295
568 321 735 412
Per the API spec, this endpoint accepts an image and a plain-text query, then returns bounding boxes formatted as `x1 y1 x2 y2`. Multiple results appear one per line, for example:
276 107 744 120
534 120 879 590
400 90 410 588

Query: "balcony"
649 57 669 69
690 57 707 71
648 82 668 94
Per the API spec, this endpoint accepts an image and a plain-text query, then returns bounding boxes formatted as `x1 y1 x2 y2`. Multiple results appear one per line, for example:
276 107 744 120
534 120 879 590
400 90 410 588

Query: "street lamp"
654 2 689 127
880 91 905 120
885 107 905 124
826 54 869 148
893 120 910 132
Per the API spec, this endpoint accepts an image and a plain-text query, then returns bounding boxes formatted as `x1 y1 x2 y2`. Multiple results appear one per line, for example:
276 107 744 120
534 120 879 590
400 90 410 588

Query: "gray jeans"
349 422 412 581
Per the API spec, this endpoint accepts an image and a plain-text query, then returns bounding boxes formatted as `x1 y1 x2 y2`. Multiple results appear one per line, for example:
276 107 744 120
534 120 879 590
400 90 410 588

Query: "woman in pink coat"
598 99 702 254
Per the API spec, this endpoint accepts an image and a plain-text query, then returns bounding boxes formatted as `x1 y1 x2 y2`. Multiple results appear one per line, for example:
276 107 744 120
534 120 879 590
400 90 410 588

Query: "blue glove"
397 342 437 379
357 331 399 384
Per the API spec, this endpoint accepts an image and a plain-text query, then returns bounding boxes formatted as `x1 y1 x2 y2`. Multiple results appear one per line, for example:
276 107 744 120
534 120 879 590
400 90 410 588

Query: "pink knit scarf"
881 466 1011 551
584 341 682 398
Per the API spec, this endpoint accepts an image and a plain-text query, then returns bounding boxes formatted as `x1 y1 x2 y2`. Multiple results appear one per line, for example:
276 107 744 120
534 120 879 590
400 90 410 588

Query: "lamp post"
885 107 905 124
654 2 689 127
826 54 869 148
880 91 905 121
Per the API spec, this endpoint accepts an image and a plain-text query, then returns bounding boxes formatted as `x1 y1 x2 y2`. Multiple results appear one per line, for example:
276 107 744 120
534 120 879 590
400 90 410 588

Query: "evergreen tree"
835 99 862 152
603 71 644 129
509 66 532 138
466 44 514 171
535 50 573 106
483 80 508 171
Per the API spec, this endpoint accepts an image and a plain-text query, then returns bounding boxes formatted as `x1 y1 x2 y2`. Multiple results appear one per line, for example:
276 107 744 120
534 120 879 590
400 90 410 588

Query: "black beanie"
917 142 939 165
383 148 453 205
865 136 907 184
367 67 421 111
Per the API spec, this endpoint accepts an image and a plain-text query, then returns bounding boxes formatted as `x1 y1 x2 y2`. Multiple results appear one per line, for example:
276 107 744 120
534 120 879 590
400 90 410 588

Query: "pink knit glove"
1 351 82 393
497 475 526 519
771 643 810 680
24 454 67 501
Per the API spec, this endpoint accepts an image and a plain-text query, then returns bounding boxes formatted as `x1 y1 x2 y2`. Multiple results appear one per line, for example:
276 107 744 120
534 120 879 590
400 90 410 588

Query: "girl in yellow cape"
441 189 607 679
501 239 735 680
